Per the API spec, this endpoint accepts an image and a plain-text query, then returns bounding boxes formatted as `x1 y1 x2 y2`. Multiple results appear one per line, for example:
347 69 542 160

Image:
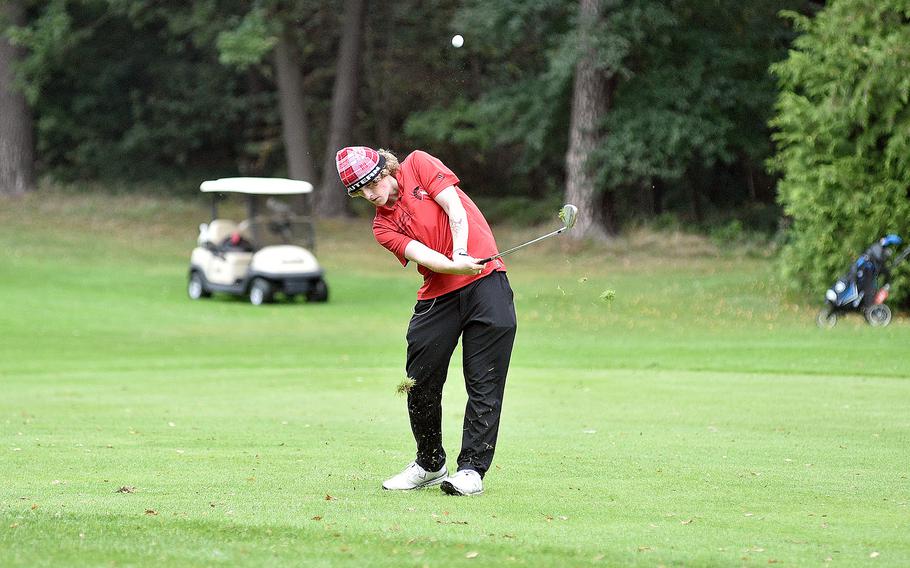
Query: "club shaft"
480 227 566 264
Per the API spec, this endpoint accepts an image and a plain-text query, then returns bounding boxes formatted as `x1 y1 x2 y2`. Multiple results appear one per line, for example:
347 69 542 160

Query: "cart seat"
203 219 239 245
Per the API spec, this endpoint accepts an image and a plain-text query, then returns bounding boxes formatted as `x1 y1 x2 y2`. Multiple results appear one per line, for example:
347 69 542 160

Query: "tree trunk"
564 0 611 240
0 0 35 196
744 155 756 201
317 0 366 218
274 24 316 213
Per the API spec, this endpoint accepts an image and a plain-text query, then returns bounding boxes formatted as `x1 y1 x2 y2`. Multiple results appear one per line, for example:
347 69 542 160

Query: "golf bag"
817 234 908 328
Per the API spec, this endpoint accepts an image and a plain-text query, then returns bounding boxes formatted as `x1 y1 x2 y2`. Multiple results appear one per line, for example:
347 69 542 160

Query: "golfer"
335 146 517 496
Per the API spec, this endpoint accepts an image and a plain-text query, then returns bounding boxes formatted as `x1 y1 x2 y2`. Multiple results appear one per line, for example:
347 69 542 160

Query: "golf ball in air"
451 34 464 48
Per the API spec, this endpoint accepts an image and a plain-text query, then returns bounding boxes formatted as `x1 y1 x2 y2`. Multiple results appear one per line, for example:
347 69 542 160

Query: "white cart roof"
200 177 314 195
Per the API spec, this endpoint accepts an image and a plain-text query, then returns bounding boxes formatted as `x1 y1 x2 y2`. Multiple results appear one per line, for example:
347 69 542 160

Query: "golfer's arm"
433 186 469 256
404 240 459 274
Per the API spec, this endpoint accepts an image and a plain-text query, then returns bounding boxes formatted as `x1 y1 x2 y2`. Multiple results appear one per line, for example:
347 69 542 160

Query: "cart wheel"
306 279 329 303
249 278 274 306
816 307 837 329
188 272 211 300
864 304 892 327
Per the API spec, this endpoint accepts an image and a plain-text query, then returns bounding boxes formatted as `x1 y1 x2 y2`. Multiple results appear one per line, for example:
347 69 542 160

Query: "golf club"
479 204 578 264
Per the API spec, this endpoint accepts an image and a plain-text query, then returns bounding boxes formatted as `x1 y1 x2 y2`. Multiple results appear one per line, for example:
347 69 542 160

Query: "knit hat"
335 146 386 195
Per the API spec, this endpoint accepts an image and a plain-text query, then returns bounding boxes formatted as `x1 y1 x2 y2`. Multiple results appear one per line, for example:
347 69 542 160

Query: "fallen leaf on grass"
325 494 336 501
116 486 136 493
312 516 323 521
30 504 38 510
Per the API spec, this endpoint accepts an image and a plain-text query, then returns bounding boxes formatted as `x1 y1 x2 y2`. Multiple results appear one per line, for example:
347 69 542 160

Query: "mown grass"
1 191 909 567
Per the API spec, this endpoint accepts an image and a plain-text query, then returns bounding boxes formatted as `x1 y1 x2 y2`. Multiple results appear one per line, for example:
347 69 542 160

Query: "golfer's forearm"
434 186 469 254
448 211 469 254
405 240 458 273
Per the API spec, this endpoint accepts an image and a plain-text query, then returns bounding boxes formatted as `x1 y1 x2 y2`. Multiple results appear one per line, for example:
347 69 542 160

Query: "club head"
558 204 578 229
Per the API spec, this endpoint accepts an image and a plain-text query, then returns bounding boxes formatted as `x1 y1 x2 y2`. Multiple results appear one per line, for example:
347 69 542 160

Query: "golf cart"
187 177 328 305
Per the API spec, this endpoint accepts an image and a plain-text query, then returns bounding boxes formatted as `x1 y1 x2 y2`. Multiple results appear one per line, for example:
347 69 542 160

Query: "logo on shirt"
412 186 429 200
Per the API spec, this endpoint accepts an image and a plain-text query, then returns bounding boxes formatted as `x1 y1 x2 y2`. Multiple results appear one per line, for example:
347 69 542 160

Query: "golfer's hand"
449 254 484 275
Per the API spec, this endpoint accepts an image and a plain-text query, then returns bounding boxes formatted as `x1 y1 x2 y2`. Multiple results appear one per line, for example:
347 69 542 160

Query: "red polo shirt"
372 150 505 299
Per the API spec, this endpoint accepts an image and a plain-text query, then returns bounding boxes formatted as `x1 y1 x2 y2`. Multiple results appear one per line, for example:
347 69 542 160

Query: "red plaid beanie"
335 146 386 194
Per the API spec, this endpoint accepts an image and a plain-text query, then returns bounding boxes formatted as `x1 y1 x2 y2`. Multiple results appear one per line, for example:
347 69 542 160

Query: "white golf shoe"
440 469 483 496
381 462 447 491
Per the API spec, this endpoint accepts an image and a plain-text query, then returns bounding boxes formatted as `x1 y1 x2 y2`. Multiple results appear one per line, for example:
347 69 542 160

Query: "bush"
769 0 910 301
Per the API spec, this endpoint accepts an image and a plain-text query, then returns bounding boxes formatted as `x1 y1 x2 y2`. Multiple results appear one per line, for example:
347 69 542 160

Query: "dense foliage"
770 0 910 298
407 0 805 227
5 0 837 236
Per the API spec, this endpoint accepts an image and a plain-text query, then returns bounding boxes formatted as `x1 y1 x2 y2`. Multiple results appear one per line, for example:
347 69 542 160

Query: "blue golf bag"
817 234 906 328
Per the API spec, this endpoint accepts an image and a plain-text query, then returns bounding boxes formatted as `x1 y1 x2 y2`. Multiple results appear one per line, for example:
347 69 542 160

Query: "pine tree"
770 0 910 299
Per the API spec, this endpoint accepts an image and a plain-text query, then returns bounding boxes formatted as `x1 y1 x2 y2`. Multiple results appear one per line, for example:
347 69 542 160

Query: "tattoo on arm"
435 187 469 254
449 216 465 238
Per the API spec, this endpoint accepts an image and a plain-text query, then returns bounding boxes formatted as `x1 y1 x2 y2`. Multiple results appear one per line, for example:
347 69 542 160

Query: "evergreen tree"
770 0 910 299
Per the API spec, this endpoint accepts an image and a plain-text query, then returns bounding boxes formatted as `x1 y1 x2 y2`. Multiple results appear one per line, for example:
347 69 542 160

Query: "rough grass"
1 190 909 567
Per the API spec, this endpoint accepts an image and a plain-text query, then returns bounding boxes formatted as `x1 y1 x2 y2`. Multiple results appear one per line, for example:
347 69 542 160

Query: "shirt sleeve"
372 216 411 267
410 150 460 199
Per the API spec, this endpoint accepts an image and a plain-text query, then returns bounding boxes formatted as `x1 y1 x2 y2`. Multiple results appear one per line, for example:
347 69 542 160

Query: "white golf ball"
451 34 464 48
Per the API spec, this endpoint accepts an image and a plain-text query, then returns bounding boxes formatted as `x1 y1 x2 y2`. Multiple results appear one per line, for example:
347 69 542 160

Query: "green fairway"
2 192 909 566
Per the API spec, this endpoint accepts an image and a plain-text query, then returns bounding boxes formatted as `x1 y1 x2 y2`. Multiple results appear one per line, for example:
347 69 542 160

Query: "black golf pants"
405 271 517 478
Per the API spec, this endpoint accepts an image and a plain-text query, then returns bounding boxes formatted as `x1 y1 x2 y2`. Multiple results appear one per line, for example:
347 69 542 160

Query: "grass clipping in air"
396 378 416 396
